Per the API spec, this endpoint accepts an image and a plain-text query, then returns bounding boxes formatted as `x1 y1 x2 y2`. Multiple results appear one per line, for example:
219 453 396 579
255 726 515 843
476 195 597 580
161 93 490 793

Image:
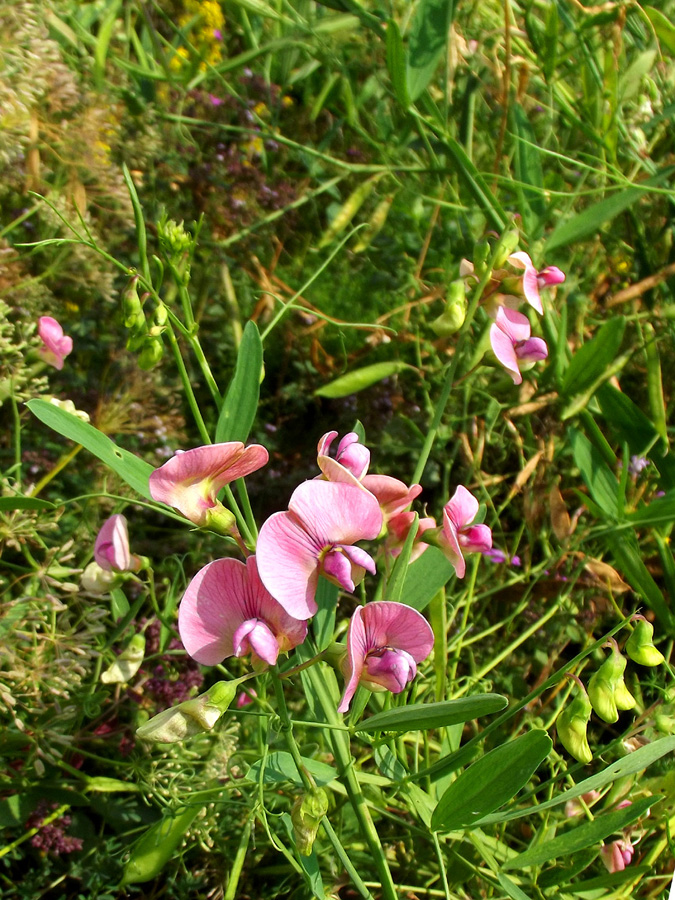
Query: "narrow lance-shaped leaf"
216 320 263 444
357 694 508 734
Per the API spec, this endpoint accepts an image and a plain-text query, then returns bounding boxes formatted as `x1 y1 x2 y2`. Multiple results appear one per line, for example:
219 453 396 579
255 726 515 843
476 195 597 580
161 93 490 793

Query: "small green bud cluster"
157 213 193 262
557 620 666 765
122 275 166 370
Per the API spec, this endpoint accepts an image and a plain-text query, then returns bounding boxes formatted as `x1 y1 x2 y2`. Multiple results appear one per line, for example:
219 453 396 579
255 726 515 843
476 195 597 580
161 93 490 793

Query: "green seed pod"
318 174 383 249
101 633 146 684
431 280 467 337
291 788 329 856
137 336 164 370
588 641 632 723
120 806 200 885
626 617 665 667
152 302 169 330
353 194 395 253
557 679 593 765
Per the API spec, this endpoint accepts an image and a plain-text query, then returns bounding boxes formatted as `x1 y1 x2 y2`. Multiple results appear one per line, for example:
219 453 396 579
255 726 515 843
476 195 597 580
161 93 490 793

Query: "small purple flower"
483 547 507 564
628 455 650 477
209 94 224 106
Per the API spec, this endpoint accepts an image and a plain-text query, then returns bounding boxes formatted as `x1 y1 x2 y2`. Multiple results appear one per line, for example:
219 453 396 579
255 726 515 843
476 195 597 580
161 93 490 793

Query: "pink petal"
256 510 323 619
341 543 377 575
439 508 466 578
364 648 417 693
232 619 280 666
316 456 364 488
336 433 370 479
289 480 383 546
538 266 565 287
149 443 268 523
490 322 522 385
38 316 73 370
508 252 543 314
360 601 434 663
322 548 356 592
445 485 479 531
94 514 131 571
361 474 423 520
495 306 532 343
245 556 308 652
459 523 492 554
179 558 249 664
317 431 338 457
338 605 368 713
515 337 548 362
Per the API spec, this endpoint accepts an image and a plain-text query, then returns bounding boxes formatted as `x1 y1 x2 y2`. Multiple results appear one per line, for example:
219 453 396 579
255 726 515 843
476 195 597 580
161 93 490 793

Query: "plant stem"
30 444 83 497
164 322 212 445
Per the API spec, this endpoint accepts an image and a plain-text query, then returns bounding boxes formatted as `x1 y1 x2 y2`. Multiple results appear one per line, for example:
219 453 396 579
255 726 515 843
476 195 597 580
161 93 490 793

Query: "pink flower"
94 514 141 572
439 485 492 578
338 601 434 713
317 431 371 483
387 512 436 563
256 480 383 620
565 790 601 818
149 442 268 526
179 556 307 667
37 316 73 370
361 474 423 522
600 839 634 873
489 306 548 385
236 688 257 708
507 252 565 315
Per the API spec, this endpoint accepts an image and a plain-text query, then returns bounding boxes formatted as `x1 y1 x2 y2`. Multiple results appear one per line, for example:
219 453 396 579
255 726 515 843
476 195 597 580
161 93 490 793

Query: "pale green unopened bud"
291 788 329 856
557 680 593 764
151 302 168 331
138 336 164 370
136 681 238 743
431 280 467 337
157 215 193 259
123 276 144 328
203 503 237 535
492 228 520 269
101 634 146 684
81 561 117 594
626 617 665 667
588 641 633 722
472 238 491 278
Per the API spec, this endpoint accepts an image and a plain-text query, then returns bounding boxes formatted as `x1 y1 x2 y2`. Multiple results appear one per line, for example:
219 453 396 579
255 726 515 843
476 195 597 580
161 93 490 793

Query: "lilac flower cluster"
26 802 82 856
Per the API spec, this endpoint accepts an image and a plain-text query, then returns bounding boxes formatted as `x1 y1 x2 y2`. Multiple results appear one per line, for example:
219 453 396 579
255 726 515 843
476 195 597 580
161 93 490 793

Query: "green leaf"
245 752 337 787
440 137 508 231
280 813 325 900
120 806 200 885
561 317 626 398
626 490 675 526
403 547 455 611
386 19 409 107
314 361 414 398
557 866 650 893
596 383 661 456
503 795 654 870
83 776 141 793
608 533 675 630
569 427 619 518
645 7 675 55
313 576 339 652
93 0 122 88
0 496 54 511
406 0 455 102
546 167 675 252
512 103 545 220
498 872 533 900
110 587 130 620
431 730 552 832
357 694 508 733
215 320 263 443
27 399 154 499
477 735 675 826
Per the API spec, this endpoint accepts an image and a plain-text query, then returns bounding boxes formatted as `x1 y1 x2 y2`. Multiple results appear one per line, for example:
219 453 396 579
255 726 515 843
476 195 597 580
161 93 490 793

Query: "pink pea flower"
149 442 268 527
507 252 565 315
600 839 634 873
361 474 423 522
94 514 141 572
317 431 371 482
490 306 548 385
256 480 383 620
179 556 307 668
236 688 257 708
438 485 492 578
387 512 437 563
338 601 434 713
565 790 602 818
37 316 73 370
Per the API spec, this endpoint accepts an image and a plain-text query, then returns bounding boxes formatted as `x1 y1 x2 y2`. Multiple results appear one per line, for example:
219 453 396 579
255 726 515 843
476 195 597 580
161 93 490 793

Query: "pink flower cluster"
132 431 493 713
462 251 565 385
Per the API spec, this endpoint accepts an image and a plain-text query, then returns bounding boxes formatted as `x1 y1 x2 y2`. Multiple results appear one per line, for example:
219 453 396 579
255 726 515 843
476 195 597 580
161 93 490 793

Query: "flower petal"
439 508 466 578
288 480 383 546
459 523 492 554
338 605 368 713
322 548 356 592
38 316 73 370
364 648 416 693
179 558 249 664
256 510 323 619
361 474 422 520
508 252 543 314
232 619 280 666
244 556 308 652
515 337 548 362
490 322 522 385
94 514 131 571
445 485 479 531
360 601 434 663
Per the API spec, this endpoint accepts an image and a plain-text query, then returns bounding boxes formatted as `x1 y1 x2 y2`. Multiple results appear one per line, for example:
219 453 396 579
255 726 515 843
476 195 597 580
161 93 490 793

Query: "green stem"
223 485 254 548
304 664 398 900
224 812 254 900
164 323 212 445
236 478 258 541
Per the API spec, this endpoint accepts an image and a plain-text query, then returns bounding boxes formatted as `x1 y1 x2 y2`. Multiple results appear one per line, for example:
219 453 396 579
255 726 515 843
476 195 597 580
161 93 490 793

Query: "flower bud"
136 680 238 743
588 640 634 722
202 502 237 535
472 238 491 278
431 280 467 337
101 633 146 684
626 616 665 667
122 276 144 328
291 788 329 856
81 561 117 594
137 336 164 370
557 678 593 764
